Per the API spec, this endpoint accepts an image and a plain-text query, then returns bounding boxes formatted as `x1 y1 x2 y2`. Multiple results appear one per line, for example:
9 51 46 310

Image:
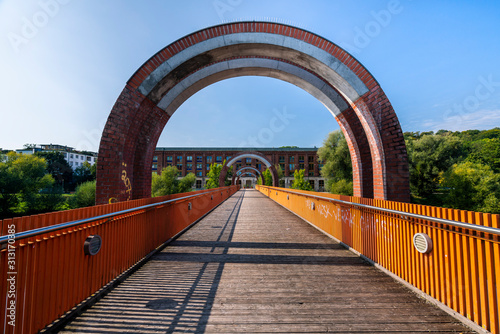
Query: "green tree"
441 161 500 214
291 169 313 191
73 161 95 185
275 164 285 187
406 133 465 197
152 166 179 197
262 169 273 186
151 166 196 197
317 130 353 195
205 161 232 189
35 151 73 191
466 138 500 173
205 163 223 189
71 181 96 208
178 172 196 193
0 152 58 217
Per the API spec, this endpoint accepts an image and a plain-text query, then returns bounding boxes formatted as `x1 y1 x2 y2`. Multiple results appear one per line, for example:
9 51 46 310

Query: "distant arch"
96 21 409 204
236 171 259 187
232 167 263 185
219 152 279 187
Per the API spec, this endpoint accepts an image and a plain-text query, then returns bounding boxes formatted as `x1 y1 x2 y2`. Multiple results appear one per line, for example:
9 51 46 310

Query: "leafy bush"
441 161 500 214
152 166 196 196
71 181 96 208
291 169 312 191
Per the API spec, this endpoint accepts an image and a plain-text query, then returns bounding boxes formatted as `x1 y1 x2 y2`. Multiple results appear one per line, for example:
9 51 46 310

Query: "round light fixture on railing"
413 233 433 254
84 235 102 256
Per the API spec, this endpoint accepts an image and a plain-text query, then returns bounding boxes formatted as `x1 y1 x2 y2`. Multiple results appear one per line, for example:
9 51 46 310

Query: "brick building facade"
153 147 325 191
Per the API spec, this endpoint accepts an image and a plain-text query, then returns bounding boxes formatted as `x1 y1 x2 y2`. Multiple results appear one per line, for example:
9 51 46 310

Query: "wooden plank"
58 190 474 333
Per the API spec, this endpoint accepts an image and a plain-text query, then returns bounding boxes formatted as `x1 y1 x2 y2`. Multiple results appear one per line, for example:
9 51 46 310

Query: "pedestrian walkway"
59 189 472 333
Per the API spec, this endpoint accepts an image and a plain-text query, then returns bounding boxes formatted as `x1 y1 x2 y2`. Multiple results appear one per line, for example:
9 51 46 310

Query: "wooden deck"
60 189 473 333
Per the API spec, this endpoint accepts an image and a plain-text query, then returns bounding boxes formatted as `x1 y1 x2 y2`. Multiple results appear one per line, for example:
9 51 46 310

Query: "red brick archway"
219 152 279 188
96 22 409 204
232 167 263 186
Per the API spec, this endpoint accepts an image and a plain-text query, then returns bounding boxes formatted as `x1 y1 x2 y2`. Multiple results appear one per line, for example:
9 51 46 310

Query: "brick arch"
96 21 409 204
232 167 263 185
235 170 260 186
219 152 279 188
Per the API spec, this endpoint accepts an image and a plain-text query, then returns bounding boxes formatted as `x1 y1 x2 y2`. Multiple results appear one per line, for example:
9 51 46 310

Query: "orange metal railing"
0 185 239 334
256 185 500 333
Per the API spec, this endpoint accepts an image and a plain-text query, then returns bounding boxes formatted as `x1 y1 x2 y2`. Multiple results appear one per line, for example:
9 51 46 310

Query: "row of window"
153 162 321 174
278 156 315 163
157 155 231 163
68 154 94 162
154 155 316 164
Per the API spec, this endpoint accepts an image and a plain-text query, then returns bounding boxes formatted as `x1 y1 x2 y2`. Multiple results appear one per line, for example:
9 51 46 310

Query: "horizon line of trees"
317 127 500 214
2 127 498 218
0 151 97 218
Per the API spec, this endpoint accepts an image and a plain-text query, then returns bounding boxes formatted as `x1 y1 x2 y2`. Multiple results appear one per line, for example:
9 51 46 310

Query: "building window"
279 156 285 163
207 156 212 163
319 180 325 188
308 171 314 177
87 156 91 161
309 180 315 188
319 164 324 171
309 164 314 171
187 163 192 171
279 163 285 171
152 163 158 170
289 156 295 163
197 163 202 170
196 172 202 177
81 156 84 160
256 163 261 170
289 164 295 171
196 179 202 188
187 156 192 162
246 158 252 163
75 155 78 159
236 163 241 170
177 164 182 170
70 154 73 159
153 156 158 162
207 165 210 171
166 163 172 167
308 156 314 162
197 156 202 162
167 156 173 162
216 156 222 163
177 156 182 162
299 163 304 170
226 156 231 161
299 156 304 162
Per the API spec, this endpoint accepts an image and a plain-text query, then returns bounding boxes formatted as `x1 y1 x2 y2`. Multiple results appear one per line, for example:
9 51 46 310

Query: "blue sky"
1 0 499 152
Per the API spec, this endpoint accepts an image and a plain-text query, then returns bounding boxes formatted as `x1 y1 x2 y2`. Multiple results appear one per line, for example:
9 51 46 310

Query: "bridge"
1 21 499 333
1 186 498 333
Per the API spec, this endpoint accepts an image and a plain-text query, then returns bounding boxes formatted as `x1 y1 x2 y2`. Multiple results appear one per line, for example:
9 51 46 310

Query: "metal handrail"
260 186 500 236
0 187 234 245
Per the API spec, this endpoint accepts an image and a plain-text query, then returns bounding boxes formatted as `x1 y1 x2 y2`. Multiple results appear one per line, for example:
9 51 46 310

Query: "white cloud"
422 109 500 132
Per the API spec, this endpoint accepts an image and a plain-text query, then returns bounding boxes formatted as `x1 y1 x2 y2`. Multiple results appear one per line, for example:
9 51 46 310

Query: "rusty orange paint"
0 186 239 334
256 185 500 333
